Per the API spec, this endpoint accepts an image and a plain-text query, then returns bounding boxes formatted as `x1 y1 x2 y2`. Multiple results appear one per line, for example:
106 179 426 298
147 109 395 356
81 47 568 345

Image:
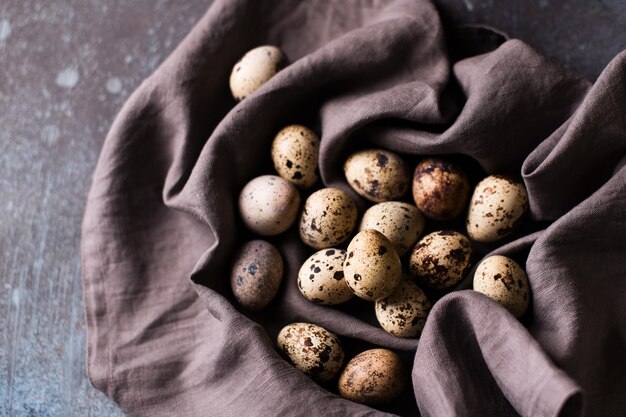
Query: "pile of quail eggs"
228 45 531 406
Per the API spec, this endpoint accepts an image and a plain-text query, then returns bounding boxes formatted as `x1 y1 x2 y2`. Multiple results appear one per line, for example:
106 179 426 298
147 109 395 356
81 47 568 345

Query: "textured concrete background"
0 1 623 416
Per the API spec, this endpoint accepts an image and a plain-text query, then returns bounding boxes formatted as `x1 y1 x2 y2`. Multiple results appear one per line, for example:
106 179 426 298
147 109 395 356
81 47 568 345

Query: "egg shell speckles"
230 240 283 311
412 158 470 221
229 45 286 101
338 349 407 405
239 175 301 236
298 249 353 305
375 280 431 338
344 149 410 203
409 230 473 289
359 202 425 256
466 175 528 243
299 188 358 249
271 125 320 189
277 323 344 382
343 229 402 301
473 255 530 318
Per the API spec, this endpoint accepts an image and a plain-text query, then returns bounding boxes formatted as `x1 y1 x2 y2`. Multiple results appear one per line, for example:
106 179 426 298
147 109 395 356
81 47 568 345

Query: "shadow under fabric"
81 0 626 416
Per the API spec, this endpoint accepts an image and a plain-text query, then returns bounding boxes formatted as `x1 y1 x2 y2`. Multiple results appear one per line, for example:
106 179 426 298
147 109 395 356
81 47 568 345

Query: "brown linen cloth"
81 0 626 416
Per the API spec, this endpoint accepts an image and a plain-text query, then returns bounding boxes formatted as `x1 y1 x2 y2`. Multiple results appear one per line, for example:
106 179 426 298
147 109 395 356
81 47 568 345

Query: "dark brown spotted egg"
229 45 286 101
375 280 431 338
359 201 425 256
239 175 301 236
466 175 528 243
412 158 470 221
343 229 402 301
299 188 358 249
271 125 320 189
298 249 353 305
473 255 530 318
230 240 283 311
409 230 472 289
277 323 344 382
338 349 407 405
344 149 410 203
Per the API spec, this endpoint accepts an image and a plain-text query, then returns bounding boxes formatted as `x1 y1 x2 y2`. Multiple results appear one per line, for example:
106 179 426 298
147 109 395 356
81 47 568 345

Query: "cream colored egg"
409 230 473 289
238 175 300 236
359 202 425 256
473 255 530 318
298 249 353 305
343 229 402 301
299 188 358 249
271 125 320 189
344 149 409 202
338 349 407 405
277 323 344 382
466 175 528 243
375 280 431 338
229 45 286 101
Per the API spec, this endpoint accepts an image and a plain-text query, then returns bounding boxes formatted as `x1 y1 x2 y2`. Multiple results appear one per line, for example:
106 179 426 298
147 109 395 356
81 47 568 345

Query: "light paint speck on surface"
463 0 474 11
12 288 20 306
0 19 11 41
106 77 123 94
55 68 79 89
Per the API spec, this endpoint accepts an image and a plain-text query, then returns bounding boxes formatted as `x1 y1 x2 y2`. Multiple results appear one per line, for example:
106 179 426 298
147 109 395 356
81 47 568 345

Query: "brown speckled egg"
375 280 431 338
239 175 301 236
299 188 358 249
229 45 286 101
466 175 528 243
343 229 402 301
473 255 530 318
298 249 353 305
412 158 470 221
409 230 472 289
359 202 425 256
277 323 344 382
230 240 283 311
338 349 407 405
271 125 320 189
344 149 409 202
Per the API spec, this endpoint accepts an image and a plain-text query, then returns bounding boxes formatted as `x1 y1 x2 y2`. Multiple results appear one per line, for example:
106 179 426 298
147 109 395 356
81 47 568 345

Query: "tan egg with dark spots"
338 349 407 405
344 149 410 202
343 229 402 301
271 125 320 189
473 255 530 318
467 175 528 243
298 249 353 305
229 45 286 101
277 323 344 382
239 175 301 236
375 280 431 338
359 202 425 256
412 158 470 221
299 188 358 249
230 240 283 311
409 230 472 289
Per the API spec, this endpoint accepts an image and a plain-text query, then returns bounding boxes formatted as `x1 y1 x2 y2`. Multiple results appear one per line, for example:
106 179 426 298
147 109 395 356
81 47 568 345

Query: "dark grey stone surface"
0 1 623 416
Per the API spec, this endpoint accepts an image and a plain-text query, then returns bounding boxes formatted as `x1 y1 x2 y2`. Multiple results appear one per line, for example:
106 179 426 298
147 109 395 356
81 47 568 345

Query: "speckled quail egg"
271 125 320 189
344 149 410 202
473 255 530 318
299 188 358 249
277 322 344 382
230 240 283 311
229 45 286 101
466 175 528 243
343 229 402 301
239 175 301 236
409 230 472 289
298 249 353 305
375 280 431 338
338 349 407 405
412 158 470 221
359 202 425 256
